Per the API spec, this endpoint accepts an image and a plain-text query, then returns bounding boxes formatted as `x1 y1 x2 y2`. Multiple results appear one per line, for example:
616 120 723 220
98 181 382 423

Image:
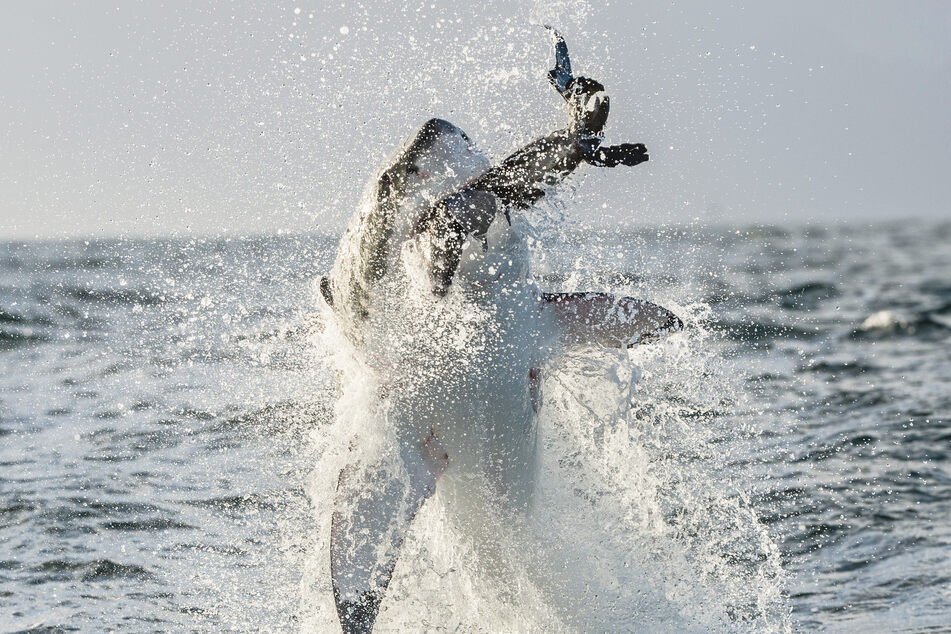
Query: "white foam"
300 236 788 631
860 309 905 331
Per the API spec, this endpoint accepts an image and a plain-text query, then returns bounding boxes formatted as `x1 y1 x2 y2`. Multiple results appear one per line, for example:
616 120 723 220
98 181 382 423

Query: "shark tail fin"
331 438 447 633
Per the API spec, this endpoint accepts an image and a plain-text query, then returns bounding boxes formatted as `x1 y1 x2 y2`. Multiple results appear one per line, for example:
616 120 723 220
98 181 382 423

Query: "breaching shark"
320 29 682 633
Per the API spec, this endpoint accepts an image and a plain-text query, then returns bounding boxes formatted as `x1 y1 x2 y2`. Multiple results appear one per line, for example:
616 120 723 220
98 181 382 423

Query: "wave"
851 309 951 340
0 327 50 349
27 559 152 583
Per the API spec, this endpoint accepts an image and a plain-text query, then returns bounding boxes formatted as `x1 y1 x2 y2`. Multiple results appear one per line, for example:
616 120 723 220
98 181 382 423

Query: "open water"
1 220 949 631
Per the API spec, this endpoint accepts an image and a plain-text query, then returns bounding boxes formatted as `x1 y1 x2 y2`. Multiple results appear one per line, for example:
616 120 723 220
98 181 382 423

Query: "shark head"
378 118 490 212
327 119 491 325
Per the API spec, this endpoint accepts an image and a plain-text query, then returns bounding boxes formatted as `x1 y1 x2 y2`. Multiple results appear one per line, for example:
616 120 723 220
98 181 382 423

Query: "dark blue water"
1 221 949 631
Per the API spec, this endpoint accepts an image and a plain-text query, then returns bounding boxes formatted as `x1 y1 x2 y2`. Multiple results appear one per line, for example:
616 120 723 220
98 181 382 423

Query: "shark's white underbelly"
376 217 552 508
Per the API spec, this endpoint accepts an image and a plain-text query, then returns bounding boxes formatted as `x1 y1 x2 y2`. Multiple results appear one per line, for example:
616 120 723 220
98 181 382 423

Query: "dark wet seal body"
412 59 648 296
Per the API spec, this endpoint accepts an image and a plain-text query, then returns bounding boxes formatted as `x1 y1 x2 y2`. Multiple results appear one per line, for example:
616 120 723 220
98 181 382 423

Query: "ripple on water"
27 559 153 584
101 518 196 532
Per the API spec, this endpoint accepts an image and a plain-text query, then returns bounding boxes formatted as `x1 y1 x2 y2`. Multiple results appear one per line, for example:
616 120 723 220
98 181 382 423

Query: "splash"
293 220 788 633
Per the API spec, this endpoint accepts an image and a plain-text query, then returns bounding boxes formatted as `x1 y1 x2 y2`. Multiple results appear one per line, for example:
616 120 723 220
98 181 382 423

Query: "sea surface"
1 220 949 632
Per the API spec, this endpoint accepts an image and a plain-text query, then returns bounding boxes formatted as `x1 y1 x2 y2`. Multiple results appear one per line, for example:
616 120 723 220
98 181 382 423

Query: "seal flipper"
585 143 649 167
543 292 683 347
331 440 447 633
545 26 572 95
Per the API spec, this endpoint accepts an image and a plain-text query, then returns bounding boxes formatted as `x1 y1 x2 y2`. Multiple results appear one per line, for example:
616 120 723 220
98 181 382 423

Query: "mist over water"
2 219 949 631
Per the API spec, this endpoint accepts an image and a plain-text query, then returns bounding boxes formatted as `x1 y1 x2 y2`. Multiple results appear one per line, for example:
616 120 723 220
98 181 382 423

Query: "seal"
322 29 681 633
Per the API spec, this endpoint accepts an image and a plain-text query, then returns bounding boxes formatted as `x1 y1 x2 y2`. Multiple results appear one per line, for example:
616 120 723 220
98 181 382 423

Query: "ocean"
1 220 949 632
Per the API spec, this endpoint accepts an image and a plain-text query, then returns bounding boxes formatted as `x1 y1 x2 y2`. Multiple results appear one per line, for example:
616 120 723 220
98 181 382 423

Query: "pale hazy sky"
2 1 949 239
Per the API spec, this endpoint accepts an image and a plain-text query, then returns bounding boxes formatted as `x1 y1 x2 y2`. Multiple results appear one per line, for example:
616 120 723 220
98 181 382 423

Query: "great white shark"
320 29 682 633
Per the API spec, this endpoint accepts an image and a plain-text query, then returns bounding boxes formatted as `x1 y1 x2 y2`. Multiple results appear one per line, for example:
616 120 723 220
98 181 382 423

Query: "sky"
1 0 949 239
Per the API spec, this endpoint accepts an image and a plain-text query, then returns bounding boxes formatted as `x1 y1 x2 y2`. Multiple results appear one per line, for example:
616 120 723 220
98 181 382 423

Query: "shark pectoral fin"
330 446 442 634
543 292 683 348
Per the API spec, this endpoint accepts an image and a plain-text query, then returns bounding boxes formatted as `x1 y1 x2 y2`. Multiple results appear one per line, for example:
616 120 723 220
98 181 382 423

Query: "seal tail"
544 27 609 137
